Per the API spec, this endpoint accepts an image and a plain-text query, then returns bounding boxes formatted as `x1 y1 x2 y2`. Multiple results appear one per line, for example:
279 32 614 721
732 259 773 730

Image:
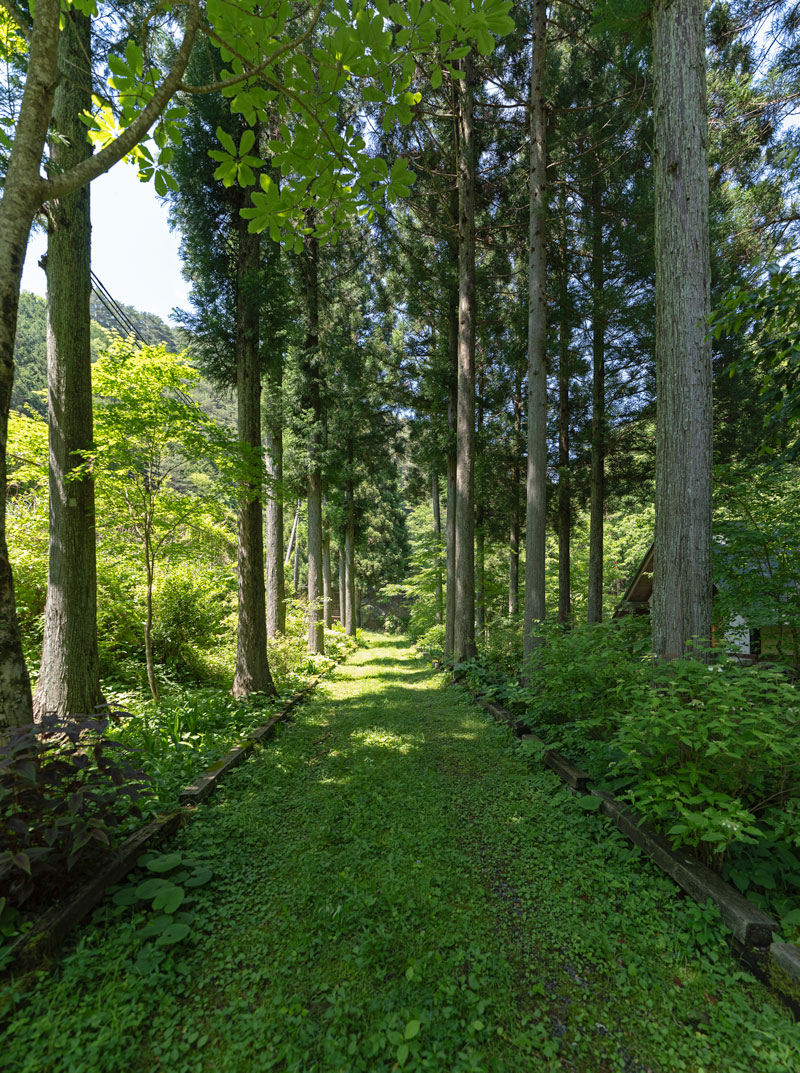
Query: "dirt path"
3 636 799 1072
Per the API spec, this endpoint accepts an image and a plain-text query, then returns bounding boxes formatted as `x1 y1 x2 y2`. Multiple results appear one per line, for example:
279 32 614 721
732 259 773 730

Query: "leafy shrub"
416 622 445 656
612 658 800 871
96 550 146 674
0 711 151 909
520 618 652 737
151 563 234 674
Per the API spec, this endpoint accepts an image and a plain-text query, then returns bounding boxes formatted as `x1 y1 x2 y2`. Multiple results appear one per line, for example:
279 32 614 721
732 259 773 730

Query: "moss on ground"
2 635 798 1072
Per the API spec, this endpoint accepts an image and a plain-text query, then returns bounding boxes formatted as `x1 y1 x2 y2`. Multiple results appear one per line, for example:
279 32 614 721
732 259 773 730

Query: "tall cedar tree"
34 8 103 717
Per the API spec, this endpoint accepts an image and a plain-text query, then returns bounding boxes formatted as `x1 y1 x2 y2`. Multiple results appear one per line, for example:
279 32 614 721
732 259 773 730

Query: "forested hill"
87 294 182 351
12 291 234 425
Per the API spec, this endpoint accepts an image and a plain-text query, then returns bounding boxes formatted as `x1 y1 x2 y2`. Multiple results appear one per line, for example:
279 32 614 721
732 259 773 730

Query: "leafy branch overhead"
79 0 514 249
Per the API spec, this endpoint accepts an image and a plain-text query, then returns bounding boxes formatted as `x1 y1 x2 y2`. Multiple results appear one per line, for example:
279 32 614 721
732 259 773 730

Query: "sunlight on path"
3 636 799 1073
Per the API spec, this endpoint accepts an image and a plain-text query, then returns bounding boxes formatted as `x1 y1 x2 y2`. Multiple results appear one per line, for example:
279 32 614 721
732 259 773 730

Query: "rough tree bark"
444 277 458 661
587 171 606 624
302 230 324 654
453 54 476 666
322 524 332 629
475 361 485 639
509 365 522 616
338 547 346 624
232 196 275 697
34 8 104 718
432 472 443 626
0 0 63 728
523 0 548 660
557 199 571 625
264 359 285 637
652 0 713 659
344 481 356 638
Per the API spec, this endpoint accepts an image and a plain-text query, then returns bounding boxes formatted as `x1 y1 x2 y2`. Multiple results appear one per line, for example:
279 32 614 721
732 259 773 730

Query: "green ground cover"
2 636 798 1073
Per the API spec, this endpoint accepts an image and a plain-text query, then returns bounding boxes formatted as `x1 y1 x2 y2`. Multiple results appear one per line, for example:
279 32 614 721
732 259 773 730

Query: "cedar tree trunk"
264 361 285 637
453 55 476 666
524 0 548 660
34 9 104 717
587 172 606 624
652 0 713 659
233 203 275 697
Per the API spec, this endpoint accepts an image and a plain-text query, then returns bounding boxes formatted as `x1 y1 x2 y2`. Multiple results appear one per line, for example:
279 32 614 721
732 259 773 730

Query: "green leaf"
575 796 602 811
475 29 494 56
216 127 237 157
404 1020 420 1040
147 853 183 873
152 885 185 914
112 887 140 906
136 877 171 899
396 1043 409 1066
185 868 213 888
154 922 191 947
239 128 256 157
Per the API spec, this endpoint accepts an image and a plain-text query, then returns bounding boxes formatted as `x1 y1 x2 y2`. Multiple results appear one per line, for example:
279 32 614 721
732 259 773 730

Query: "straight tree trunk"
322 526 332 629
307 470 324 652
285 501 300 564
652 0 713 659
303 230 324 655
509 366 522 616
432 472 443 626
232 196 275 698
524 0 549 660
476 511 485 638
587 172 606 624
338 547 346 623
453 55 477 666
444 283 458 660
344 481 356 638
0 0 64 728
293 529 302 594
557 205 571 624
264 362 285 637
34 9 104 718
475 363 485 638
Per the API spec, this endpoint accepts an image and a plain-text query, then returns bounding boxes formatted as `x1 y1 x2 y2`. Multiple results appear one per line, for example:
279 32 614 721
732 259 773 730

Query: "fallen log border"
419 649 799 1018
2 662 339 978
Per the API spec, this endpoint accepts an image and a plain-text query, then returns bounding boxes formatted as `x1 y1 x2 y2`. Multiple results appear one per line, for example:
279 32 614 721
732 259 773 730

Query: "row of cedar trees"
388 0 787 666
392 0 705 666
20 10 375 722
3 0 791 724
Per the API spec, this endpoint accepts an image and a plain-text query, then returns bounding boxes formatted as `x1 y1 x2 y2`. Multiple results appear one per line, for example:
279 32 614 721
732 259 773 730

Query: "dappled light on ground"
2 635 798 1073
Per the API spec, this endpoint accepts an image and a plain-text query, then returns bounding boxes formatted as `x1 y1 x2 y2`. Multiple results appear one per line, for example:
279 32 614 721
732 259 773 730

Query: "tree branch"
37 0 202 203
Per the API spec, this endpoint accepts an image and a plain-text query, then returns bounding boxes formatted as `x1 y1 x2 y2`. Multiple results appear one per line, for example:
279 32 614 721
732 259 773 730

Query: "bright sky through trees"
21 164 190 323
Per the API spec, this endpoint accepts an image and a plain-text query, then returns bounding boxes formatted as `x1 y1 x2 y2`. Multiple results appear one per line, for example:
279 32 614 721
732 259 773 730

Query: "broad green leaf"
147 853 183 873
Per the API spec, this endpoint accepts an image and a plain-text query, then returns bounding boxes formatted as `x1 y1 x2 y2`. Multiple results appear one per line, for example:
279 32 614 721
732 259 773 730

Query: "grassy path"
3 636 799 1072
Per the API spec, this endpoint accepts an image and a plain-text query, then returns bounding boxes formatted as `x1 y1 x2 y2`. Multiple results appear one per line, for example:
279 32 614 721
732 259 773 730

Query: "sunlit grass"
1 635 798 1073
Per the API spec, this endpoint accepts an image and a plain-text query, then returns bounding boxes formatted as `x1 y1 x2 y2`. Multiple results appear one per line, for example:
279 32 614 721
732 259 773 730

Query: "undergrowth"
458 620 800 943
1 637 797 1073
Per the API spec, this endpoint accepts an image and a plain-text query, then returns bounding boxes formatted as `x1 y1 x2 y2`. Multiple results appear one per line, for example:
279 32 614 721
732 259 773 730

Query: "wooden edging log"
464 685 800 1017
3 661 340 978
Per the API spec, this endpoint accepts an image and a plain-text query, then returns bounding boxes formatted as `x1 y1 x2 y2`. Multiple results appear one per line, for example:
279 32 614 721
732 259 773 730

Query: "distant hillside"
13 293 110 418
12 291 235 427
89 294 183 352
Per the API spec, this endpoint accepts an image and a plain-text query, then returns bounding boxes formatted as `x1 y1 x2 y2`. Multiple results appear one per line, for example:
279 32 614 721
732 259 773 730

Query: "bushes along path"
2 635 799 1072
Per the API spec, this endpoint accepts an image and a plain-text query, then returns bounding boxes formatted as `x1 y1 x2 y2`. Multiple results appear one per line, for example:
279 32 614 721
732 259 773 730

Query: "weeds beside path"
2 635 799 1072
